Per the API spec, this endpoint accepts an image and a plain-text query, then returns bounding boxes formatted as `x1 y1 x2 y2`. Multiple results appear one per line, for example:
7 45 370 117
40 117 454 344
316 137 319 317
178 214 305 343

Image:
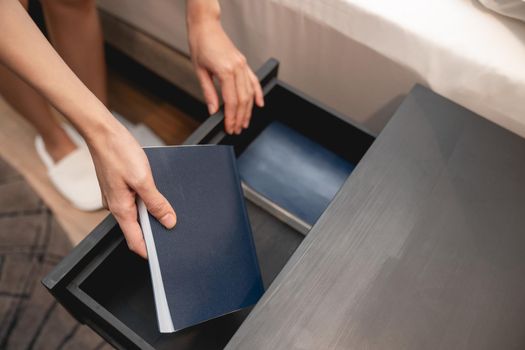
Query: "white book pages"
137 199 175 333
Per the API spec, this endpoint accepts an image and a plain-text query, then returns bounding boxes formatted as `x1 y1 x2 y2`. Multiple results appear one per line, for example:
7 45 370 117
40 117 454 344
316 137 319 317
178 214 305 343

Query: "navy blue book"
137 145 264 333
238 121 355 226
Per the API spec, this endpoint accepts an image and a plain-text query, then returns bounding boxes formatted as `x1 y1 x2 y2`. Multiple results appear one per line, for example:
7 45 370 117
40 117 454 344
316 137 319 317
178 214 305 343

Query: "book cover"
137 145 264 333
238 121 355 225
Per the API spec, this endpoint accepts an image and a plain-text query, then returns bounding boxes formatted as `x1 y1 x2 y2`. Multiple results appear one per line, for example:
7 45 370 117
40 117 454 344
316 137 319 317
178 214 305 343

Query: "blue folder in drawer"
238 121 355 226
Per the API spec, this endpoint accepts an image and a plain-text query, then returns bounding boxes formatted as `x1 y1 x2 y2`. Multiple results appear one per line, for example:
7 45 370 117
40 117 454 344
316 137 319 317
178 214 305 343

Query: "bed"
97 0 525 137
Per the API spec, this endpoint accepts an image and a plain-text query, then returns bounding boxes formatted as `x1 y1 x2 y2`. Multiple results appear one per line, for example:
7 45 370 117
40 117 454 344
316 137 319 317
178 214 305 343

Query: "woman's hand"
187 0 264 135
87 119 176 259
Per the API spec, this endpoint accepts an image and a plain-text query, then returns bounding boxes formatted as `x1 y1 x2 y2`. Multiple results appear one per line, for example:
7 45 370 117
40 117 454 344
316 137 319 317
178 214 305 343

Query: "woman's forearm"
0 0 176 258
0 0 115 143
186 0 221 26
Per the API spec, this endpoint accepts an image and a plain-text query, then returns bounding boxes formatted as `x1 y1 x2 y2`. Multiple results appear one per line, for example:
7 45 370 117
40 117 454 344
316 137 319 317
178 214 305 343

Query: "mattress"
98 0 525 137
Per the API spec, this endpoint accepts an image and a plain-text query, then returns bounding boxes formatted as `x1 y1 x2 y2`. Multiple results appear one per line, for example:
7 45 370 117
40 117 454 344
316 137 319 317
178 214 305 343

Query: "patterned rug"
0 158 112 350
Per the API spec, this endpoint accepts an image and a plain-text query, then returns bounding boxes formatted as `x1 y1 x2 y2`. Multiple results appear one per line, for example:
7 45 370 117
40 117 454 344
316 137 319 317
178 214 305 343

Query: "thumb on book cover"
137 184 177 229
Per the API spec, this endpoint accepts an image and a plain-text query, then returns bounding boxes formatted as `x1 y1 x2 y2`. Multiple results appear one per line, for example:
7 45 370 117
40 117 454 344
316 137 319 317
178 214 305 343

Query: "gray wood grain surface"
226 85 525 350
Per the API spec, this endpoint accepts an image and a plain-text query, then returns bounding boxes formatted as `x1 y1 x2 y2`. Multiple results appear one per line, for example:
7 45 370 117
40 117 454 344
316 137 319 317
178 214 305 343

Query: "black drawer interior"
71 202 301 350
44 59 376 350
224 83 373 164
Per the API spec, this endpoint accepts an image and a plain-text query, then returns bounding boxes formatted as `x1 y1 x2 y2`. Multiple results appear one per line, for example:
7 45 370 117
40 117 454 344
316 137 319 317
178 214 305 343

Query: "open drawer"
185 59 375 234
42 59 375 349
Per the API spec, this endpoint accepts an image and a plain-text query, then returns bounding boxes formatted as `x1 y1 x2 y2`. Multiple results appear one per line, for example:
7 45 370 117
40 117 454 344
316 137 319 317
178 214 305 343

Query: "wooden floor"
107 70 199 145
0 67 199 245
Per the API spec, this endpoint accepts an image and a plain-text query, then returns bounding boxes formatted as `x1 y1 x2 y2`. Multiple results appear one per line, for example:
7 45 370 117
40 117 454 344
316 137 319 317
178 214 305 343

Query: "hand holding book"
88 122 177 259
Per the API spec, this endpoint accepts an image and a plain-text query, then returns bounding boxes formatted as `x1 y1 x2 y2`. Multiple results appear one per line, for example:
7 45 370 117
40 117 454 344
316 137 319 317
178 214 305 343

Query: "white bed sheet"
98 0 525 137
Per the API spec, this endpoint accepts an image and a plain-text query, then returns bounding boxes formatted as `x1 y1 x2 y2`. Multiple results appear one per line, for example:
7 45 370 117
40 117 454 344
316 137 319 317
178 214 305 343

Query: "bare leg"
40 0 107 104
0 0 76 162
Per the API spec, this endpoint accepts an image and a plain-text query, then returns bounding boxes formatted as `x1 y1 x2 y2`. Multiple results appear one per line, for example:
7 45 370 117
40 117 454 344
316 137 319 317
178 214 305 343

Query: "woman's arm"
186 0 264 135
0 0 176 258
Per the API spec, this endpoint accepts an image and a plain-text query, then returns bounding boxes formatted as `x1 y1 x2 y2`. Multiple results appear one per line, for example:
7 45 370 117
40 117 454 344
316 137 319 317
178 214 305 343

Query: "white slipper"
112 111 165 147
35 125 103 211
